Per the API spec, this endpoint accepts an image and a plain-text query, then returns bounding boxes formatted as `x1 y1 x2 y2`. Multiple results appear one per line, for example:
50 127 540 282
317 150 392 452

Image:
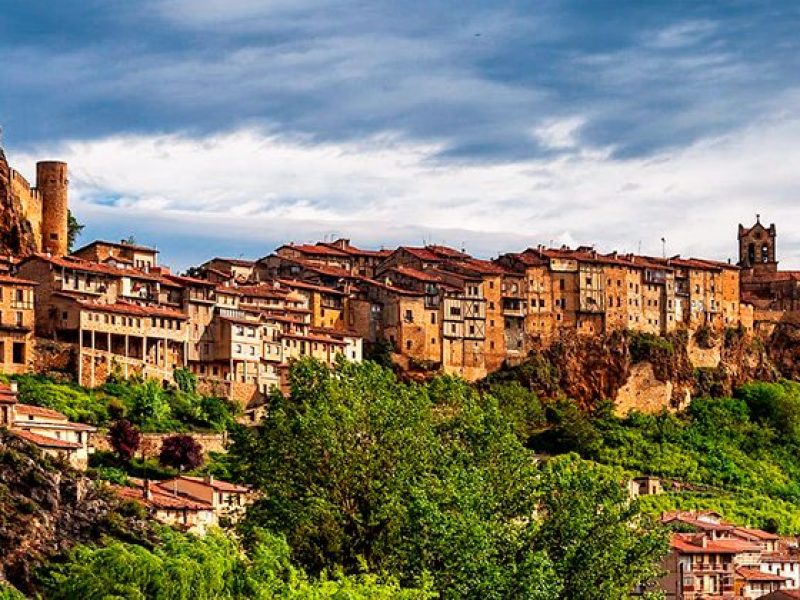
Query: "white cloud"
12 103 800 269
532 116 587 150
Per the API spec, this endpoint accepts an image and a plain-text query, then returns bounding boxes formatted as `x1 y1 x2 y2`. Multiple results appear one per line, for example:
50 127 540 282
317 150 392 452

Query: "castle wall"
9 170 43 252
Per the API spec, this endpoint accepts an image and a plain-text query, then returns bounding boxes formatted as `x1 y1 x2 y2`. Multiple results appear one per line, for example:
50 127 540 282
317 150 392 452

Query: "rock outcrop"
0 430 154 594
488 327 780 414
0 148 38 256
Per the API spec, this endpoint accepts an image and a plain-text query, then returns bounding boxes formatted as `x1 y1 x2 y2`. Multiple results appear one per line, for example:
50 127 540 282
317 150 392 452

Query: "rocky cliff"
0 149 37 257
487 326 779 414
0 430 154 595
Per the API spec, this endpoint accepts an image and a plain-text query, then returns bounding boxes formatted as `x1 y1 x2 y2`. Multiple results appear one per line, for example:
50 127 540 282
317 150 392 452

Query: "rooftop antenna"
637 240 642 255
661 237 666 258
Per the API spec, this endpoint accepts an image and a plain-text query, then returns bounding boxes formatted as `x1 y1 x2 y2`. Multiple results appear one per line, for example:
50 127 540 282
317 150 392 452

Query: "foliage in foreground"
229 358 667 599
530 379 800 533
10 370 238 432
39 527 432 600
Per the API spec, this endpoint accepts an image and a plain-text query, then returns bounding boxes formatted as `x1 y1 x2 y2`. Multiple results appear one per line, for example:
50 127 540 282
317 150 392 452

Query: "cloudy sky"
2 1 799 270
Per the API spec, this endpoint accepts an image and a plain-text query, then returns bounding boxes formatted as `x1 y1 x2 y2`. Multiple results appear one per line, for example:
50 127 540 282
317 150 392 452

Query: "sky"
1 0 799 271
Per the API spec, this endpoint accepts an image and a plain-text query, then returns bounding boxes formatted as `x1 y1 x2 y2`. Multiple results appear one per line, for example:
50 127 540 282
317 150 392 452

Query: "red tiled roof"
277 278 345 295
116 483 213 511
73 240 159 254
396 246 442 261
164 273 216 287
15 404 67 420
736 566 789 582
0 274 37 286
426 245 470 259
207 257 255 267
733 526 781 541
318 242 391 258
166 475 251 494
236 284 289 299
670 533 761 554
388 265 442 283
12 429 81 449
279 244 349 257
60 295 188 320
25 253 162 281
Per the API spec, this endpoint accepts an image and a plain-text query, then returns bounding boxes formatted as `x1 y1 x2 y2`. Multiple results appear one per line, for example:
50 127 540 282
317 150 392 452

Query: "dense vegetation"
12 349 800 597
39 528 432 600
527 379 800 533
3 370 237 432
228 359 667 599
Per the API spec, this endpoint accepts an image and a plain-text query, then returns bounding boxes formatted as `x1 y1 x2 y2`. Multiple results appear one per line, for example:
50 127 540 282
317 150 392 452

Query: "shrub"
108 420 141 462
159 435 204 471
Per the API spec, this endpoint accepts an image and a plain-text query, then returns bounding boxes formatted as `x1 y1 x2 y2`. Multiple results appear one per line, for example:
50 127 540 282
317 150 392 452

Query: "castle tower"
738 214 777 274
36 161 69 256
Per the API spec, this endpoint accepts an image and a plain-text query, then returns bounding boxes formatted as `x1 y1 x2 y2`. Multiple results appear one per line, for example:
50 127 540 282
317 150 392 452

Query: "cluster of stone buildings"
2 148 796 415
657 511 800 600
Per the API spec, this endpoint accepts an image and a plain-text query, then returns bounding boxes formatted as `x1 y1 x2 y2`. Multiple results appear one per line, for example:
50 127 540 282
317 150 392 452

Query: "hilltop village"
2 150 799 417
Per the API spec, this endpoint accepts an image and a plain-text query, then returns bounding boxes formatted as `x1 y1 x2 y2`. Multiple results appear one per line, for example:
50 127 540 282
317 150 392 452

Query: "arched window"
748 243 756 265
761 244 769 262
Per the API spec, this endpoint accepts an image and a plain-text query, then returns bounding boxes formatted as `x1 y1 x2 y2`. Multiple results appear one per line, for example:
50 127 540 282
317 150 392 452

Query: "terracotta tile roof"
26 253 162 281
388 265 443 283
61 295 189 320
733 526 781 541
207 257 255 267
167 475 251 494
73 240 159 254
15 404 67 420
396 246 442 262
279 244 349 257
455 258 507 275
277 278 346 295
426 245 470 259
670 533 761 554
0 274 37 286
164 273 216 287
12 429 81 449
735 566 789 581
236 284 289 299
116 482 213 511
318 242 391 258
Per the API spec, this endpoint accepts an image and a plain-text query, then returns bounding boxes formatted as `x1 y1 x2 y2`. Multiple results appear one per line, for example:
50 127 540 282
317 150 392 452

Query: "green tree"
535 454 669 599
38 528 433 600
231 359 666 598
67 210 84 252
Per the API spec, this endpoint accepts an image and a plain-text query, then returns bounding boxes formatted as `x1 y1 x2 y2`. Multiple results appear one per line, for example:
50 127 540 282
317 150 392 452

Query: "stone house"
0 274 36 374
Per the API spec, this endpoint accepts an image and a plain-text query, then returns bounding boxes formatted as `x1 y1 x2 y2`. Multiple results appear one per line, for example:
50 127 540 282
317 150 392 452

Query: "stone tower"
36 161 69 256
738 215 777 274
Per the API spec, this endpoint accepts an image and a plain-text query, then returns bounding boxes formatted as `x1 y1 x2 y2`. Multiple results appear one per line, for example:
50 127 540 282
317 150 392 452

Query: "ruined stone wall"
95 431 228 458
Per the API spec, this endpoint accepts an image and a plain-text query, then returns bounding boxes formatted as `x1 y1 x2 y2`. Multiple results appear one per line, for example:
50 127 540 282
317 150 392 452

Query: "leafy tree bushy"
230 358 667 599
538 381 800 533
38 527 433 600
159 434 204 471
10 371 238 433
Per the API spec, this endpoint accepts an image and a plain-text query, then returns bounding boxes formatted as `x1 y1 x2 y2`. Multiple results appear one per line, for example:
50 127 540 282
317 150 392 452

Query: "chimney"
9 382 18 394
204 474 214 485
143 479 152 500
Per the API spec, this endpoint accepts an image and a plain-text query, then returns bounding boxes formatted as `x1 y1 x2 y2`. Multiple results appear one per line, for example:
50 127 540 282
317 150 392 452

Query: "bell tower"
738 214 777 274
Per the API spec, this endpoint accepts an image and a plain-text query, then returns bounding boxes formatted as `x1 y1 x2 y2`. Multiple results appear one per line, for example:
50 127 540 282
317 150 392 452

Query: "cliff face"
489 327 779 414
0 149 38 256
0 430 154 594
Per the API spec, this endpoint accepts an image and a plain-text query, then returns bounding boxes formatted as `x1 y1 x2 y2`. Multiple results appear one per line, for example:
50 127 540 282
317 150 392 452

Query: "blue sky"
2 0 799 270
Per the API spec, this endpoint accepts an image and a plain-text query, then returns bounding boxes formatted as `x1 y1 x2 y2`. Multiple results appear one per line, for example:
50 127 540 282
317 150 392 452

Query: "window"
559 279 565 291
406 340 412 350
761 244 769 262
430 312 436 324
12 342 25 365
404 309 413 322
431 337 436 345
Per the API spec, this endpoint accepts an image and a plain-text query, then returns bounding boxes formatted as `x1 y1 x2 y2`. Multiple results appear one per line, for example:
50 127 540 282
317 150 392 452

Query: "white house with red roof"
0 382 95 469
